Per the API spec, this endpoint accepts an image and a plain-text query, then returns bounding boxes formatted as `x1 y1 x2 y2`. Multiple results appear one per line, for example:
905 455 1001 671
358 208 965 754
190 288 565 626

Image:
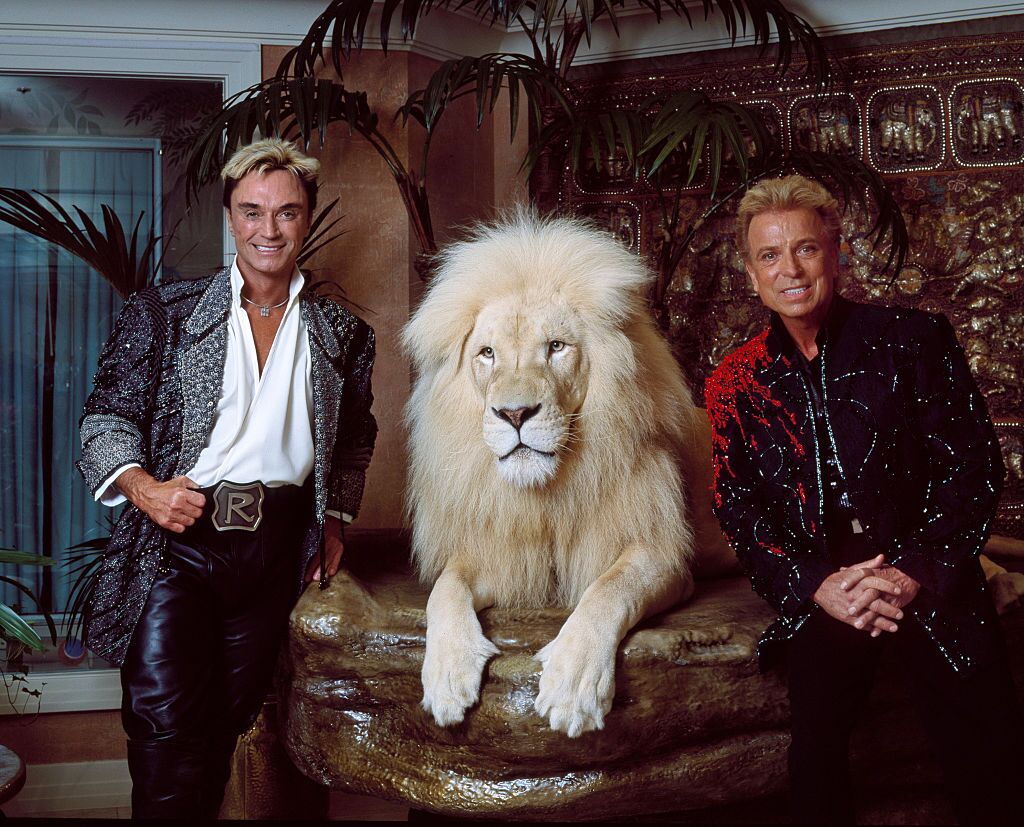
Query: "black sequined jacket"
705 296 1005 674
77 268 377 666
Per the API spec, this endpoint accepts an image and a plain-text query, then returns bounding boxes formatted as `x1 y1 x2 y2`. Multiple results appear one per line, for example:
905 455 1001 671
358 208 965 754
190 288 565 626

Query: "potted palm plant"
183 0 908 298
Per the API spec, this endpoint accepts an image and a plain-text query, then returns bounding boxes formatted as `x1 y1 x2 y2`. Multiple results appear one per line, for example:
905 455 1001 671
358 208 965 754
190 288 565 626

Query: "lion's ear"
402 290 476 375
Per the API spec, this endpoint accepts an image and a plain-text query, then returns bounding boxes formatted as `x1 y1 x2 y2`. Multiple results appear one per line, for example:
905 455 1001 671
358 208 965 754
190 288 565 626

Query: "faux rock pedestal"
281 547 1024 822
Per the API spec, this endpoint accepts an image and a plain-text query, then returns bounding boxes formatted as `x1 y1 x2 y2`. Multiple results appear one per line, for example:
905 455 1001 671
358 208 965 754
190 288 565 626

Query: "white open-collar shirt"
97 258 346 518
185 261 313 486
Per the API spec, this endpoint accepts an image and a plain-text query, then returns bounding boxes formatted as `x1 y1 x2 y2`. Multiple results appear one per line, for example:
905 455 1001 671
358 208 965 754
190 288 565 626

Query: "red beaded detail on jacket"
704 330 804 511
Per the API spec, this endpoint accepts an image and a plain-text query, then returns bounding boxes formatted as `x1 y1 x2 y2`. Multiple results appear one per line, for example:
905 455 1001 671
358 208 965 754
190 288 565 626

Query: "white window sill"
1 667 121 716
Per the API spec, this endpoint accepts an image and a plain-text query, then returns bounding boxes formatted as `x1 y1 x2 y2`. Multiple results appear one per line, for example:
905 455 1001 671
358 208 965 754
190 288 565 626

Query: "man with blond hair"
78 138 376 818
706 174 1021 824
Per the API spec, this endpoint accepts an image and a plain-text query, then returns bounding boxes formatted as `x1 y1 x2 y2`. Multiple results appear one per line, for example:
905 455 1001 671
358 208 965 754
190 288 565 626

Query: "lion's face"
466 295 589 488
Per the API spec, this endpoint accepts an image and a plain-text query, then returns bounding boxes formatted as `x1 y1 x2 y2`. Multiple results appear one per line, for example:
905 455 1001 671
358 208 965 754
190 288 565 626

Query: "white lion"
403 211 733 738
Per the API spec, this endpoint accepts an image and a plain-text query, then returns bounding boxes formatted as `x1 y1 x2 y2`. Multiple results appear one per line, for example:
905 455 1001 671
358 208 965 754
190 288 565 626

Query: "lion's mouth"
499 443 556 462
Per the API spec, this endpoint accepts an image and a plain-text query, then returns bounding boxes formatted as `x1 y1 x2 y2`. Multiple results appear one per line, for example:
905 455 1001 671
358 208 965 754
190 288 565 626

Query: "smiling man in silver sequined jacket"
77 139 376 819
705 174 1021 825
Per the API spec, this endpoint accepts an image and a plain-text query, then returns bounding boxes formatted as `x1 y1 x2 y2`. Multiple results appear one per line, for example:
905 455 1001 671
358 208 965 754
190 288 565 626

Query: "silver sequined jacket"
706 296 1005 674
77 268 377 666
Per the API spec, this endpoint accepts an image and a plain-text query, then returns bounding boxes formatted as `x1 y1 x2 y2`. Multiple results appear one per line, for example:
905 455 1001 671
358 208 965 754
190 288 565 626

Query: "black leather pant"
121 483 309 819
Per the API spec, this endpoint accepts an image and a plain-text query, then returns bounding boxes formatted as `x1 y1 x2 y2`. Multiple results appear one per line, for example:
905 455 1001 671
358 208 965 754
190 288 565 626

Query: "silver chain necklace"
240 293 288 317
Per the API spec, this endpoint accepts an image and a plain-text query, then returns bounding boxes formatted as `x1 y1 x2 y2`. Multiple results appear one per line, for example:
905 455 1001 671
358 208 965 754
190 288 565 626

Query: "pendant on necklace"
240 292 287 317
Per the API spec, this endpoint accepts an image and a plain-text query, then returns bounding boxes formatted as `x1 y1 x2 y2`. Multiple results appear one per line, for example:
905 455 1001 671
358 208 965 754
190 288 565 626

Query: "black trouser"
120 482 310 820
787 524 1023 825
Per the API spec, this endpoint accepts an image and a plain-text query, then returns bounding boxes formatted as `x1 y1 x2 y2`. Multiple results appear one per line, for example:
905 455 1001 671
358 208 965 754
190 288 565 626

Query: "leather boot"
127 739 206 819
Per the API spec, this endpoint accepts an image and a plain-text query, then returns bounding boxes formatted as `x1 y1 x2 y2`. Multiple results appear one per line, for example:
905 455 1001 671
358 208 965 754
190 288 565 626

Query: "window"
0 74 222 674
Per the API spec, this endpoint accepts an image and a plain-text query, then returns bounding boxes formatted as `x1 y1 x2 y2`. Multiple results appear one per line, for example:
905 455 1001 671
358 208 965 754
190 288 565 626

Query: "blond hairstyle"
221 138 320 213
735 174 842 260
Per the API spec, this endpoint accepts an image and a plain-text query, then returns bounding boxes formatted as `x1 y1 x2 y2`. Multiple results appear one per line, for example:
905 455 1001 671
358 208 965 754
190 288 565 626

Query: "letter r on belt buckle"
211 481 264 532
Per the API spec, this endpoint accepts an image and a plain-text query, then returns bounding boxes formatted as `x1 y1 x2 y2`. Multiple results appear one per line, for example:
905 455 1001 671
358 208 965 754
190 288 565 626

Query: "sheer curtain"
0 138 158 616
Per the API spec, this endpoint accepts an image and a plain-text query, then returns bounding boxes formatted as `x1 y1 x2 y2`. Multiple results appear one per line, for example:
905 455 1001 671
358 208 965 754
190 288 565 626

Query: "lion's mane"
403 211 705 608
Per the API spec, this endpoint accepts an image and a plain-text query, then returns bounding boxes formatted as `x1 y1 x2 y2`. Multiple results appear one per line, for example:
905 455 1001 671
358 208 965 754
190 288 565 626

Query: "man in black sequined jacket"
705 174 1020 825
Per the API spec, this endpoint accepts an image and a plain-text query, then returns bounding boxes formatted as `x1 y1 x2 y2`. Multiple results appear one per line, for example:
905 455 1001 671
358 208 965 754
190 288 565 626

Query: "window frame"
0 33 260 266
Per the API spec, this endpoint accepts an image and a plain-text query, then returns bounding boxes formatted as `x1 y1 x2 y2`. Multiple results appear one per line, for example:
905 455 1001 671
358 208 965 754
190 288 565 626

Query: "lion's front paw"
535 629 616 738
421 629 500 728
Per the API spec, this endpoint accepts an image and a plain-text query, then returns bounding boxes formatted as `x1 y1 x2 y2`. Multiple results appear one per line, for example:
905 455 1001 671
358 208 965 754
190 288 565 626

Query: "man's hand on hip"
115 467 205 533
305 515 344 584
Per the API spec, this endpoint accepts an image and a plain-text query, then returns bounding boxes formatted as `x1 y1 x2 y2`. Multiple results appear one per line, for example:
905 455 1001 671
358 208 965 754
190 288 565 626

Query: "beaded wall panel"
542 32 1024 536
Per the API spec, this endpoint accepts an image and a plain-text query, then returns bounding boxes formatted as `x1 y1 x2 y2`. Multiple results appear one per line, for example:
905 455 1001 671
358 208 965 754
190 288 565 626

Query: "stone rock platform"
281 537 1024 823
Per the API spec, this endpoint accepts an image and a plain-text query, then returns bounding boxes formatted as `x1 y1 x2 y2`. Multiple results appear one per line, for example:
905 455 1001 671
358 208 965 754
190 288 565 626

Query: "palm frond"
297 197 346 268
398 53 573 139
0 550 54 567
184 76 390 204
60 538 108 648
0 189 159 297
620 1 828 84
277 0 458 77
523 106 643 179
0 548 55 651
642 92 770 189
278 0 828 84
0 578 57 646
528 92 770 197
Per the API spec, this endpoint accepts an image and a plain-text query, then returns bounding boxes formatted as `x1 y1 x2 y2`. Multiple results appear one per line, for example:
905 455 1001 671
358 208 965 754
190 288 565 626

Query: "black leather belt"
186 479 311 539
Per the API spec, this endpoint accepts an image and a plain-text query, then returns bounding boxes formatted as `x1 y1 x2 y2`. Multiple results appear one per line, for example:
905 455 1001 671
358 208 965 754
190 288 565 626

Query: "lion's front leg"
535 545 690 738
421 566 498 727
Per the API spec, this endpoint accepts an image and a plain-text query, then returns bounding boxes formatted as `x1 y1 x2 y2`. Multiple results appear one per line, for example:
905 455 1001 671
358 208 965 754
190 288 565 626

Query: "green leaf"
0 549 54 566
0 576 46 609
0 603 45 652
297 198 346 267
398 52 572 139
0 189 158 297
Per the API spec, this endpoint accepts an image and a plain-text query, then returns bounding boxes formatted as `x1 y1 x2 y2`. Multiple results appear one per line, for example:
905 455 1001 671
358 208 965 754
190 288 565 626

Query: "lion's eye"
549 340 565 353
479 346 494 359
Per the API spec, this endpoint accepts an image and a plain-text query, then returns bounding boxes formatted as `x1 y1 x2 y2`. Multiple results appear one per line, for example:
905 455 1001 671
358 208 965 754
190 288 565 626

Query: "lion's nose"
494 405 540 430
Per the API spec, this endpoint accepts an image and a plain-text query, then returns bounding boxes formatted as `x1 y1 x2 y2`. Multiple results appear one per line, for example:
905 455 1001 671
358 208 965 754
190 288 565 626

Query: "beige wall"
261 46 527 530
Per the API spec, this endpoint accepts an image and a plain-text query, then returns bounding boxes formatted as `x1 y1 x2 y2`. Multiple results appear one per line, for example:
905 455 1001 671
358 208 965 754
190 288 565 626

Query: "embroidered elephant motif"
956 93 1022 155
877 99 938 163
793 104 855 155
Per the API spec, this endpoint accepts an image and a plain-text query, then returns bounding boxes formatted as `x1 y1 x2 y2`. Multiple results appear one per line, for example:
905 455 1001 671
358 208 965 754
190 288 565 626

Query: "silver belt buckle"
211 480 264 532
